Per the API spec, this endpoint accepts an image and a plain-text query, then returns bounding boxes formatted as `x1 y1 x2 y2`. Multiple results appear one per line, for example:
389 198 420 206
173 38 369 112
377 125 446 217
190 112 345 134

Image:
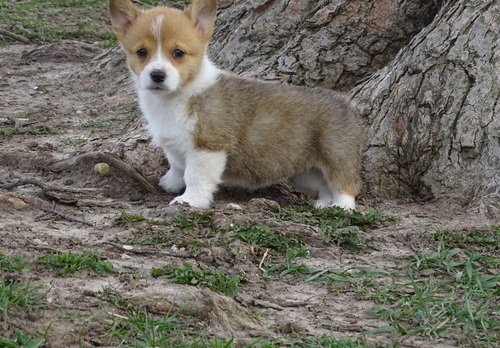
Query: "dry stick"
40 203 94 226
258 248 269 272
1 178 94 226
103 241 192 258
0 29 30 44
29 245 66 254
0 178 46 190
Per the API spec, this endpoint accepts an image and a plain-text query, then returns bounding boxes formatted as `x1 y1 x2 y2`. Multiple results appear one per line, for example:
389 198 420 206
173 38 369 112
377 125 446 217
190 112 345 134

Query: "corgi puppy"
109 0 363 210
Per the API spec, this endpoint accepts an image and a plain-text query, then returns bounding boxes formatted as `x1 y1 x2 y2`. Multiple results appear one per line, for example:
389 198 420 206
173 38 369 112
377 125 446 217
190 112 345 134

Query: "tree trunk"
352 0 499 217
211 0 440 91
78 0 498 216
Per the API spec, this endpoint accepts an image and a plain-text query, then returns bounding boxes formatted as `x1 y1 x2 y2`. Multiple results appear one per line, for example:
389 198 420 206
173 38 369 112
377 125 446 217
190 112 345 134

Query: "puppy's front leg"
159 151 185 193
169 150 227 209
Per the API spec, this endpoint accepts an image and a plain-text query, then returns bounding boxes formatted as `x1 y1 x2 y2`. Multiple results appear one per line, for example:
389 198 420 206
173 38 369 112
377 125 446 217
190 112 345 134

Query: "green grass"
0 279 47 317
247 226 499 346
0 0 192 46
363 234 500 346
231 225 308 253
107 306 244 347
152 263 245 297
0 254 47 347
0 330 45 348
37 251 114 276
274 206 383 250
115 210 214 248
275 206 383 229
0 253 30 275
106 304 369 348
1 126 61 140
0 0 114 45
117 209 213 230
288 336 369 348
106 307 188 347
175 210 214 230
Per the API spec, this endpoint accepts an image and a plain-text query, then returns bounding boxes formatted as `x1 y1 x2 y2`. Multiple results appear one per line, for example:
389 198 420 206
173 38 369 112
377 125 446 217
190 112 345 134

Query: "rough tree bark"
352 0 499 217
79 0 498 216
211 0 440 91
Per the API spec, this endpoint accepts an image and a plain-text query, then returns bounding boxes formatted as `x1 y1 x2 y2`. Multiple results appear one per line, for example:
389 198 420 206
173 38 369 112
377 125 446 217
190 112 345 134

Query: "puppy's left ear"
185 0 218 40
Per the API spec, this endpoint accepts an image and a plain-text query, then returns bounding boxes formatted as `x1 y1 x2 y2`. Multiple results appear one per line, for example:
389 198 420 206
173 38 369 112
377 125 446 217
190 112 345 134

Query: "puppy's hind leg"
321 163 360 211
291 169 333 208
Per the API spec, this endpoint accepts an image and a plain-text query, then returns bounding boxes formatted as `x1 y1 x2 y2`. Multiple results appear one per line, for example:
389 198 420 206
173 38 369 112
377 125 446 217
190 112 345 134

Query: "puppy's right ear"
109 0 141 39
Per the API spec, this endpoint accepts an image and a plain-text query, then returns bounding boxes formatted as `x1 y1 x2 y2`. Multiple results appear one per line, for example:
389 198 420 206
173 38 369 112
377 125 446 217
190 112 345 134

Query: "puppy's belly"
222 153 308 189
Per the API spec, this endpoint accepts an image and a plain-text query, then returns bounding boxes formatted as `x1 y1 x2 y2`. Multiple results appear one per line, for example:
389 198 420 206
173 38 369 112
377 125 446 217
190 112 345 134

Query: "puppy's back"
190 73 363 189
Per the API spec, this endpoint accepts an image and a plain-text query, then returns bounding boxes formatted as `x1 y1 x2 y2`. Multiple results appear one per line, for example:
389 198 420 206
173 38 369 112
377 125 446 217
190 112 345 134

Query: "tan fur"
109 5 208 88
190 73 363 196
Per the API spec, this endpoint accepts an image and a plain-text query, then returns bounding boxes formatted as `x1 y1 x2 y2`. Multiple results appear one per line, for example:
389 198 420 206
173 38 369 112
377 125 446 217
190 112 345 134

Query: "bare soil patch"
1 42 498 347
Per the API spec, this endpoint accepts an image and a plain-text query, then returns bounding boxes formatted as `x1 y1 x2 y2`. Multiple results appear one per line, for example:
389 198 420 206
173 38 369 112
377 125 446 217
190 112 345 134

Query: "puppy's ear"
184 0 217 40
109 0 142 39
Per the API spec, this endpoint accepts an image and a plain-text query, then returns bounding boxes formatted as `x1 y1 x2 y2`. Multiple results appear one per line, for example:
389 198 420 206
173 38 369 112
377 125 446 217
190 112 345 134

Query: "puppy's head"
109 0 217 93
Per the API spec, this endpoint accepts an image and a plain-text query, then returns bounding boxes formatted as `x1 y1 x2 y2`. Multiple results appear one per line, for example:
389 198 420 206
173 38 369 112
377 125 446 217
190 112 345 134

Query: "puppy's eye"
173 49 184 59
136 48 148 58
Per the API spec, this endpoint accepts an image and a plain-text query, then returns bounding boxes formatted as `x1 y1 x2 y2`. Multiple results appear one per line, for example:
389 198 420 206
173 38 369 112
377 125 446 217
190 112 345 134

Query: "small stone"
225 203 243 211
248 198 280 212
32 238 46 245
121 253 132 260
7 196 29 210
93 162 110 175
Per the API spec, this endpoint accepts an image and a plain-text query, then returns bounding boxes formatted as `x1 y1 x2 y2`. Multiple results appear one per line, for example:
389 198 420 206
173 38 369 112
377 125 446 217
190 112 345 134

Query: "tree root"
38 201 93 226
50 151 157 194
0 29 30 44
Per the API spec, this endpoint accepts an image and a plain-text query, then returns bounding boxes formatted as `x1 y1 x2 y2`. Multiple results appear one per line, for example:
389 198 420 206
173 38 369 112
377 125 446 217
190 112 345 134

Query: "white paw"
169 194 211 209
331 193 356 211
314 198 333 209
159 170 185 193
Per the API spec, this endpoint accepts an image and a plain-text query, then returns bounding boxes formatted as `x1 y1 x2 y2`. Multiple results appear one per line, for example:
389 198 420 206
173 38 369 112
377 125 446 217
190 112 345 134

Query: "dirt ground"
0 42 498 347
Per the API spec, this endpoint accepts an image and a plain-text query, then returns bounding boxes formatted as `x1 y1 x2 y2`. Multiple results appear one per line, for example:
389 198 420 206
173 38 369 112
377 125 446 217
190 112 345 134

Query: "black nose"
150 70 166 83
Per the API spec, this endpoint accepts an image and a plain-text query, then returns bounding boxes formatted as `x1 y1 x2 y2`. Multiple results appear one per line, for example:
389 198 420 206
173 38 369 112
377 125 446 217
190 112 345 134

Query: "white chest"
138 90 196 153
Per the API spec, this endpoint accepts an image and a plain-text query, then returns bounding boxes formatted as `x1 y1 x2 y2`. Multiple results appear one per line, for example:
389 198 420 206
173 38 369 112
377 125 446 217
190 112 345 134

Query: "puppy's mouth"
146 84 170 92
149 85 167 91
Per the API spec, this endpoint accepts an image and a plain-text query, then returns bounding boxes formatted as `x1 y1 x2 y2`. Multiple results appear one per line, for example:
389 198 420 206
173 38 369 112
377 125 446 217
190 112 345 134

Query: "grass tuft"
231 225 308 253
0 330 45 348
367 235 500 346
152 263 245 297
0 279 48 318
0 253 30 275
274 206 383 250
37 251 114 276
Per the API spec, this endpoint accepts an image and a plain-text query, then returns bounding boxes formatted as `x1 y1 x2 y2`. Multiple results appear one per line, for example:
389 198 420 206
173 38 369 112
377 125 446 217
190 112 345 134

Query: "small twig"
272 295 317 308
0 29 30 44
39 202 93 226
0 178 46 190
103 241 192 258
0 117 30 125
252 299 284 311
107 312 129 320
258 248 269 272
29 245 66 254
